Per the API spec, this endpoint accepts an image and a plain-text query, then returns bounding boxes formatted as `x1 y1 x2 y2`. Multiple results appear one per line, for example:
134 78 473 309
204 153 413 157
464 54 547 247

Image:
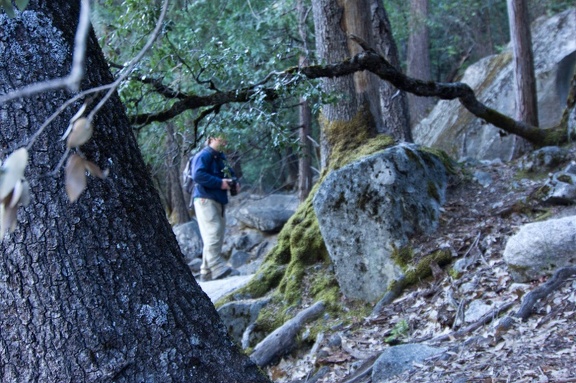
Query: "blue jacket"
191 146 234 205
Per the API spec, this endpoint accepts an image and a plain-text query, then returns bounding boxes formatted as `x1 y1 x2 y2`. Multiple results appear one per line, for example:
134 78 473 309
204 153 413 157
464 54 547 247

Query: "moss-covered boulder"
313 143 448 302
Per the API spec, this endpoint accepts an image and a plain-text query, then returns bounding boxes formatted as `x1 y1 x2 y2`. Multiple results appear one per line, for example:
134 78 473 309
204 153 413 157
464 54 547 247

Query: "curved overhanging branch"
128 86 277 125
129 44 575 147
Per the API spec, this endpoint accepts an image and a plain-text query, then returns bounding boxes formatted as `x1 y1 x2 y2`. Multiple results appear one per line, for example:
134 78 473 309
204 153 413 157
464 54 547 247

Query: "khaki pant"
194 198 228 278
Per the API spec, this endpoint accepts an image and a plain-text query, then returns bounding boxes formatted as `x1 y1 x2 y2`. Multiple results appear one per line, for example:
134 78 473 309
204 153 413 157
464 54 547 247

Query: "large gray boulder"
172 220 203 265
414 8 576 162
217 297 270 345
313 144 448 302
371 344 446 382
503 215 576 282
235 194 299 232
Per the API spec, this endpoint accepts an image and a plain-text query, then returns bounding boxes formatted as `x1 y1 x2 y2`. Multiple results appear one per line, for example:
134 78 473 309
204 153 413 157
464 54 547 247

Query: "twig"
337 354 379 383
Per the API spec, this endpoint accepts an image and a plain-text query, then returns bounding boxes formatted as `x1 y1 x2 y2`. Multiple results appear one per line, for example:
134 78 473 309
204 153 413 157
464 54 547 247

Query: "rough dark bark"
0 2 268 382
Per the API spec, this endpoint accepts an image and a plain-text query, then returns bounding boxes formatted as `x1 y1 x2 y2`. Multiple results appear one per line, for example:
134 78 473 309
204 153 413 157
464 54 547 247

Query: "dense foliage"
93 0 319 194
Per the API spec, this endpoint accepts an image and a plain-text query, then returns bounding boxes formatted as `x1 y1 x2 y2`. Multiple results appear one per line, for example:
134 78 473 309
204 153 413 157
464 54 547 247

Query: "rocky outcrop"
503 215 576 282
313 143 448 302
414 8 576 162
536 161 576 205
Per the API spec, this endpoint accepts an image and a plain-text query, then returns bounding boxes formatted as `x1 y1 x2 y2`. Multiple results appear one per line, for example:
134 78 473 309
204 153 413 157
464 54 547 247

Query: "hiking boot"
199 272 212 282
213 267 240 280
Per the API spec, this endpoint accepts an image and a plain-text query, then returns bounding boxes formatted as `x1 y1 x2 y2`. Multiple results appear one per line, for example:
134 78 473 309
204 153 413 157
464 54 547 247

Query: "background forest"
91 0 573 219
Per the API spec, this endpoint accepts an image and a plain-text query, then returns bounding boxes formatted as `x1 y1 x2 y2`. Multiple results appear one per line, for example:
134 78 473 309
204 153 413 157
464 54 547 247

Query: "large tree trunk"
0 2 268 382
406 0 434 127
312 0 410 168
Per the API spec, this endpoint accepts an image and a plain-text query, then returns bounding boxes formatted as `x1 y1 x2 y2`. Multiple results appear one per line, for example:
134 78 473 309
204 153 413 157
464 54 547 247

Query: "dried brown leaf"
0 148 28 200
65 154 87 203
66 117 93 148
0 203 18 237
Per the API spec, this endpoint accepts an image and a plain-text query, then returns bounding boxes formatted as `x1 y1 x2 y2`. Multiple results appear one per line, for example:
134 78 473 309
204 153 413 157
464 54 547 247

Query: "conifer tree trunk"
298 59 313 201
0 2 268 382
507 0 539 127
507 0 538 157
312 0 410 168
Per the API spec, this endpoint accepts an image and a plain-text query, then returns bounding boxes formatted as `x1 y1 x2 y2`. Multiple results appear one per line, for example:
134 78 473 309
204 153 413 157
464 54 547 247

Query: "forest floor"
266 151 576 383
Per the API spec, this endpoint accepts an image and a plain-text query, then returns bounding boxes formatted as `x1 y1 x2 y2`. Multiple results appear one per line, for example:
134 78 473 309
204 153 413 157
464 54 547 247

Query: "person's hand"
221 179 232 190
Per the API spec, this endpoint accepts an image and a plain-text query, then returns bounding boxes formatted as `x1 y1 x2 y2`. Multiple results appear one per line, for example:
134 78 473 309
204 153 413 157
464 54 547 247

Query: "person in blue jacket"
191 135 240 281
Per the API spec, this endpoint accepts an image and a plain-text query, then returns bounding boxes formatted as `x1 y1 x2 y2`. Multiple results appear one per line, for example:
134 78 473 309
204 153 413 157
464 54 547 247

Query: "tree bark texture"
0 2 268 382
165 123 191 224
406 0 435 127
507 0 539 127
370 0 412 142
312 0 410 167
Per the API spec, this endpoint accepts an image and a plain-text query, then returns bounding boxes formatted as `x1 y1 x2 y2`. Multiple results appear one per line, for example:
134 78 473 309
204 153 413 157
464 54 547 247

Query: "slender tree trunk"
298 56 313 202
283 146 299 190
297 0 314 201
406 0 434 126
371 0 413 142
0 2 268 382
507 0 539 127
165 123 190 224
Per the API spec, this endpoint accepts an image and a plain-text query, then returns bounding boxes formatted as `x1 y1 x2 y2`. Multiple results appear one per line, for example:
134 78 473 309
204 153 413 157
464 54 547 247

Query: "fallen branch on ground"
250 301 325 367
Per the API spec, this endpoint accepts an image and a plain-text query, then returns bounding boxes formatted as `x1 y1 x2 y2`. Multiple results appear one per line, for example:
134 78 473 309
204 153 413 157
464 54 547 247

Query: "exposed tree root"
496 266 576 333
250 301 325 367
